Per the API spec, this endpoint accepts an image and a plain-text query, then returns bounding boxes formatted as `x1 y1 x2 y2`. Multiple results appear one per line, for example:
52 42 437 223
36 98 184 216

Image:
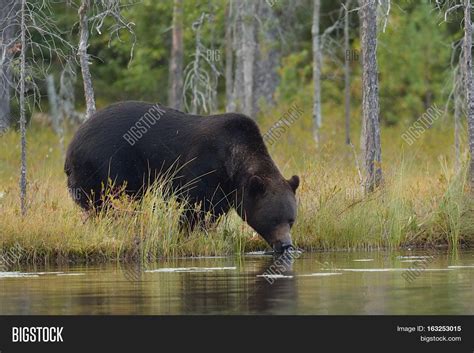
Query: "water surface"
1 250 473 314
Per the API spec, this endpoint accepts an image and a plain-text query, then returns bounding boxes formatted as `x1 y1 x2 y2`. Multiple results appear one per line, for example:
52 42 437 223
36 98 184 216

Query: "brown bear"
64 101 300 252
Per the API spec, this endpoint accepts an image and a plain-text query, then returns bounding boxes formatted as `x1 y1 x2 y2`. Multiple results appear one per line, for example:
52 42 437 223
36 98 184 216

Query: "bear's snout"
270 223 293 253
273 239 293 253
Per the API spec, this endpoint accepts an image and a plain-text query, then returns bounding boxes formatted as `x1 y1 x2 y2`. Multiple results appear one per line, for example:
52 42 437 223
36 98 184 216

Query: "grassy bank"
1 102 473 263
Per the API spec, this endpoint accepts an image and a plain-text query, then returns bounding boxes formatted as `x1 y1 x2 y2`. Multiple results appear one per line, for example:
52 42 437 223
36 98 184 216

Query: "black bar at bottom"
0 316 472 353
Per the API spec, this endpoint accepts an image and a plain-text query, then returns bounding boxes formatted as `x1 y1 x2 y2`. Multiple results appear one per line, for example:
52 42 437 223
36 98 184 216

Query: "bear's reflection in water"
178 257 297 314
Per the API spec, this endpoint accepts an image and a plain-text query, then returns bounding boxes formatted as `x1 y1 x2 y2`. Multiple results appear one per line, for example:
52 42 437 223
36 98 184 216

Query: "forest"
0 0 473 262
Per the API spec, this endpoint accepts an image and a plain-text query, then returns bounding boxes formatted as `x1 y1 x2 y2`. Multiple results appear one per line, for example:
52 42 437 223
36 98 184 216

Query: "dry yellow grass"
0 102 473 262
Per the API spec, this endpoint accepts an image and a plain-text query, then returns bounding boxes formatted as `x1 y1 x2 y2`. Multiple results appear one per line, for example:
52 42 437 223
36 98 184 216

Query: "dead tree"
19 0 26 215
46 74 64 155
77 0 136 120
59 60 83 124
46 75 59 132
183 13 220 114
3 0 73 215
0 0 19 133
78 0 95 120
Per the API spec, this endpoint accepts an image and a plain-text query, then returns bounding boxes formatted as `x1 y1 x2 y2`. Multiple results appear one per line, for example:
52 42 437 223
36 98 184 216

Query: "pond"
1 250 473 315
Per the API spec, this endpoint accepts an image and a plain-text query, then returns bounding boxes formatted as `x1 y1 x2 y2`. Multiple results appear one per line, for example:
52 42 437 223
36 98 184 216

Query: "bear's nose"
273 241 293 253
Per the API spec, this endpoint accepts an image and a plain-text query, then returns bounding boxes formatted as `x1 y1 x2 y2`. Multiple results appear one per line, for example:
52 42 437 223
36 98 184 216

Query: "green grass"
0 102 473 263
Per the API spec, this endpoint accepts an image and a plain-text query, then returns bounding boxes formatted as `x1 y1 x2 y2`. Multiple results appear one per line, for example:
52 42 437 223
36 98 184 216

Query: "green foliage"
88 0 172 104
86 0 226 106
276 50 311 102
16 0 461 130
378 1 452 125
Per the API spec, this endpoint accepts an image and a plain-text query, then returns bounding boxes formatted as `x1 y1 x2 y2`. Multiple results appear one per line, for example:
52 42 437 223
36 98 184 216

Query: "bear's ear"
288 175 300 193
249 175 266 195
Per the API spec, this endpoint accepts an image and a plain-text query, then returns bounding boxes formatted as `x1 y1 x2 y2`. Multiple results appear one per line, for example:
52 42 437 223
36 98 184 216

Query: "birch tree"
312 0 322 145
359 0 383 191
168 0 183 110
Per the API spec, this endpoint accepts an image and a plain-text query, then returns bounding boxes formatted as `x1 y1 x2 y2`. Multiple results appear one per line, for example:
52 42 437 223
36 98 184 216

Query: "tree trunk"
344 0 352 145
46 74 60 131
46 74 65 155
208 1 218 114
455 92 461 173
19 0 26 215
359 0 383 192
78 0 96 120
464 0 474 191
454 66 462 173
232 0 244 112
312 0 322 145
241 0 256 118
59 61 83 123
253 1 280 112
168 0 184 110
225 0 234 112
0 0 19 133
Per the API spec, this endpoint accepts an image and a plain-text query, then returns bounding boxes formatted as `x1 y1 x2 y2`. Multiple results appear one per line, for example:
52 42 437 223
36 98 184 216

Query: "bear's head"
243 174 300 253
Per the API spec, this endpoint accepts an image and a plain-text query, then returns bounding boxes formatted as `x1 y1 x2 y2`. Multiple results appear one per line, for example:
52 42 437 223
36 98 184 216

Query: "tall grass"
0 103 473 263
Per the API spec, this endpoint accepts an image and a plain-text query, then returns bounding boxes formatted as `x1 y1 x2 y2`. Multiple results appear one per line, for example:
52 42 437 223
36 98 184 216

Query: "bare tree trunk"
46 74 65 155
241 0 256 118
188 13 204 114
464 0 474 191
46 74 59 130
59 61 83 123
208 1 218 114
78 0 96 120
344 0 352 145
312 0 322 145
225 0 234 112
0 0 19 132
232 0 244 112
359 0 383 192
253 1 280 112
454 66 462 172
168 0 183 110
19 0 26 215
455 92 461 172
